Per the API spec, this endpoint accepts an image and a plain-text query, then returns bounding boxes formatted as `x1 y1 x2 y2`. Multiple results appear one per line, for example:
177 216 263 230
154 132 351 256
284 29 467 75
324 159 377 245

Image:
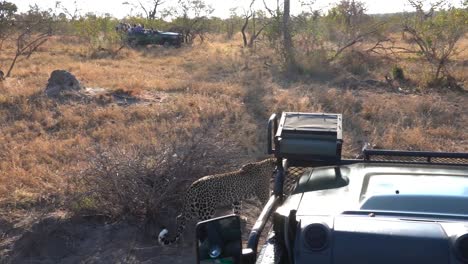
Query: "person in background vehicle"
134 24 144 33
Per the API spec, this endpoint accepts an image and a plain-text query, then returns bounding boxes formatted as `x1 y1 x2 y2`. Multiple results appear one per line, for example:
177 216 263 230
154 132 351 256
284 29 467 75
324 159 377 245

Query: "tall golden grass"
0 35 466 218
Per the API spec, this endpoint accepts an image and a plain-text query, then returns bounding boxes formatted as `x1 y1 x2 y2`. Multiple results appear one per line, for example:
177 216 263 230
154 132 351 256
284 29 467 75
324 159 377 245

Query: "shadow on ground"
0 200 265 264
1 214 194 264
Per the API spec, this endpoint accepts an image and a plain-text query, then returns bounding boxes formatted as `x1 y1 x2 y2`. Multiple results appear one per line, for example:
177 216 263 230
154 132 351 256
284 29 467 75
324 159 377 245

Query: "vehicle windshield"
357 174 468 216
363 175 468 200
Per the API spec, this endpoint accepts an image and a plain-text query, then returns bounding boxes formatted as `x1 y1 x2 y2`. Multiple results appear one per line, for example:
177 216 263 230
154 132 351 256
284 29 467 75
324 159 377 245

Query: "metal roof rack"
363 149 468 166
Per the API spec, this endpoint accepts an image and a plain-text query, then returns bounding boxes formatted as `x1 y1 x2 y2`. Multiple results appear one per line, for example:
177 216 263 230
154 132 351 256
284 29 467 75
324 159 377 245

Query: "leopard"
158 158 277 246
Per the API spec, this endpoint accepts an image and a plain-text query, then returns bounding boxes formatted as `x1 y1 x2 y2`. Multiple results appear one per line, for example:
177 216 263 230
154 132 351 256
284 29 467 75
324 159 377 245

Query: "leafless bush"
340 49 383 76
2 5 53 78
72 124 246 230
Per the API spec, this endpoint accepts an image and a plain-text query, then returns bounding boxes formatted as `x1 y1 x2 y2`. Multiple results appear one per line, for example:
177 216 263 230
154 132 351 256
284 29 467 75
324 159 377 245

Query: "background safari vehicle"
196 112 468 264
127 30 183 47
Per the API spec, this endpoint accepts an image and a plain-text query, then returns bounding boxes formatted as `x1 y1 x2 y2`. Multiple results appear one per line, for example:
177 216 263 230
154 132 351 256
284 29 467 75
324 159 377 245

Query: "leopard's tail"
158 214 186 246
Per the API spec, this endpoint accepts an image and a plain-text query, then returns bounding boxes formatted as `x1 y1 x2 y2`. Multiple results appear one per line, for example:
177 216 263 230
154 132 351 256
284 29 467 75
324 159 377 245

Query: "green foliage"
263 18 282 45
21 4 54 26
325 0 370 44
261 6 283 47
0 0 16 20
150 0 214 44
73 14 121 52
71 196 98 213
416 8 467 49
0 1 17 46
222 8 246 40
293 11 326 54
404 2 468 83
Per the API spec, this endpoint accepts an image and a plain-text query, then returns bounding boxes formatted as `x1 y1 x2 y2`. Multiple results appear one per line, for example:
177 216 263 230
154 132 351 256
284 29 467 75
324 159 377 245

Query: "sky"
9 0 463 18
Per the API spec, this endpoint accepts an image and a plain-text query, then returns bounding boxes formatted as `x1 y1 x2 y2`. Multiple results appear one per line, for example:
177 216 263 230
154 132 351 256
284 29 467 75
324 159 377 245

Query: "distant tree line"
0 0 467 87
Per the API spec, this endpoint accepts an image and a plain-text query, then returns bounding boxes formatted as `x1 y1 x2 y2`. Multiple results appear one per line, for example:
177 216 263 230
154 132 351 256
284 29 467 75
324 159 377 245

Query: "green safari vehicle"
126 29 183 47
195 112 468 264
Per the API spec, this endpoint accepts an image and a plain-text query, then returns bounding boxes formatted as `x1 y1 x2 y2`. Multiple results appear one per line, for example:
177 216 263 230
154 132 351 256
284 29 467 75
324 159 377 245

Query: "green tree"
283 0 296 72
0 0 16 19
262 0 282 47
403 0 468 84
171 0 213 44
0 0 17 50
74 13 122 54
225 8 243 40
294 10 325 56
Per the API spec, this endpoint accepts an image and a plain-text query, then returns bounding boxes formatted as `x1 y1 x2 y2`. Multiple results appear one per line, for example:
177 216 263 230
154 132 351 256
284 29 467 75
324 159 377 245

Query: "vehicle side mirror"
196 215 242 264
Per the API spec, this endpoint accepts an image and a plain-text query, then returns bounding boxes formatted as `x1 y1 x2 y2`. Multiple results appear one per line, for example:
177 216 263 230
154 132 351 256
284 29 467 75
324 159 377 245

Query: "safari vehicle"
127 30 183 47
196 112 468 264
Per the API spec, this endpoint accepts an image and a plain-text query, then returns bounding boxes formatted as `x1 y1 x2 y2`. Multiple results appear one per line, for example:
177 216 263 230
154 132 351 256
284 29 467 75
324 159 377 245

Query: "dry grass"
0 34 466 222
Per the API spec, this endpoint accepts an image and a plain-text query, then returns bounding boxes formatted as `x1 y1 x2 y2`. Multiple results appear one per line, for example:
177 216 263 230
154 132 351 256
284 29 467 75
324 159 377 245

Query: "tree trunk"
6 52 20 78
227 21 234 40
241 15 250 47
435 61 444 82
250 12 256 48
282 0 296 72
248 24 267 48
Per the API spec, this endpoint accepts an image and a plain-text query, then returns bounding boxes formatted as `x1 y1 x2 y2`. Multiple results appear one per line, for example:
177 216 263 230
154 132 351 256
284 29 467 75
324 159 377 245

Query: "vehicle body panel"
292 163 468 216
262 162 468 264
126 30 183 47
295 215 455 264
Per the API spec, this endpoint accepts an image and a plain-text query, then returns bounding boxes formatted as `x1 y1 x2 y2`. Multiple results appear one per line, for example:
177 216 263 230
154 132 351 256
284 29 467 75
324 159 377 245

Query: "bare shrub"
295 49 334 79
2 5 53 78
72 123 246 232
